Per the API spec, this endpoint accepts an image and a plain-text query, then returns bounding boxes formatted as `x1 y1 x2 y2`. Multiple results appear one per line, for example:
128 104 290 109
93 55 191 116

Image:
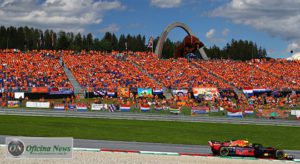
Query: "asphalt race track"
0 135 299 159
0 108 299 127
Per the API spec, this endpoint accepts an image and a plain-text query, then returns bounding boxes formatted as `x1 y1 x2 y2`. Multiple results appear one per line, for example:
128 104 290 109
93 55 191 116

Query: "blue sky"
1 0 300 58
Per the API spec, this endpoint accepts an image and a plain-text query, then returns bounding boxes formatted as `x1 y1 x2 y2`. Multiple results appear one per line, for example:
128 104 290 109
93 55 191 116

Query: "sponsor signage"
192 88 219 99
91 104 106 111
50 87 73 95
7 101 19 108
138 88 152 97
31 87 49 93
172 89 188 101
14 92 25 99
26 102 50 108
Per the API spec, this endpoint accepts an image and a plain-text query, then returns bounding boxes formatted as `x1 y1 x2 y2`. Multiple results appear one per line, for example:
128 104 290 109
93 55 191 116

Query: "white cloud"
150 0 182 8
211 0 300 53
206 28 228 43
0 0 124 32
99 24 120 33
206 29 216 39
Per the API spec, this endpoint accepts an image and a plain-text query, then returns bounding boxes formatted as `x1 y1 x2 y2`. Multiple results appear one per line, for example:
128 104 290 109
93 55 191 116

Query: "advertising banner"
14 92 25 99
50 87 73 95
8 101 19 108
291 110 300 119
172 89 188 101
91 104 107 111
138 88 152 97
31 87 49 93
26 102 50 108
53 104 65 110
192 88 219 100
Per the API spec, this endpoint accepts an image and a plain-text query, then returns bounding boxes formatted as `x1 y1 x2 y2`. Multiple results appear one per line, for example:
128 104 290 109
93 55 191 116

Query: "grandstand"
0 49 299 119
0 51 72 93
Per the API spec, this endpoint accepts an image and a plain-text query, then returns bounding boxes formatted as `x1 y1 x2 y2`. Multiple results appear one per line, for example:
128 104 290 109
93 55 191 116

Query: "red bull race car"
208 140 294 160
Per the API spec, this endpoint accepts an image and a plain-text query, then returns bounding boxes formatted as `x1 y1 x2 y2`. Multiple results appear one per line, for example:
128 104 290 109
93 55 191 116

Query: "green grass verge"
0 115 299 150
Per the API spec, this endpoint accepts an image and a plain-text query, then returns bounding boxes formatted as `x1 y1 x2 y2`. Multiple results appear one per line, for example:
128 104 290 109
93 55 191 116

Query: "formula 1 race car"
208 140 294 160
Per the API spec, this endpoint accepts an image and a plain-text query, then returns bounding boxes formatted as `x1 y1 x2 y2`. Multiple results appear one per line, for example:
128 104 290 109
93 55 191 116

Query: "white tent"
287 52 300 60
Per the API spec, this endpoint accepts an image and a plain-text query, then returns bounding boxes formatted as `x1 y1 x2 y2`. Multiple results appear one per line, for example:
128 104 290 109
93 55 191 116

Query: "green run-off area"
0 115 299 150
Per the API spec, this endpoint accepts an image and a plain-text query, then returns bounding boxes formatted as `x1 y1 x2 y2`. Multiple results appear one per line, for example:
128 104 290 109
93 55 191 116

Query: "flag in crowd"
155 105 163 111
108 104 116 112
107 91 116 97
120 104 131 112
244 106 254 115
227 108 243 118
94 90 106 96
153 88 163 95
147 36 153 49
141 104 150 112
169 106 180 114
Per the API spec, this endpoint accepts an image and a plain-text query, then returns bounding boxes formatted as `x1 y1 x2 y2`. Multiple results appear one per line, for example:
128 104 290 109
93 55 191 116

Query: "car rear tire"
219 147 229 156
275 150 285 160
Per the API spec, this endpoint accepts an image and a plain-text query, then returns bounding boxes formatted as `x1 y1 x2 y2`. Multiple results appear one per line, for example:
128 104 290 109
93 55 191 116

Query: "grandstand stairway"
127 59 173 99
59 58 85 98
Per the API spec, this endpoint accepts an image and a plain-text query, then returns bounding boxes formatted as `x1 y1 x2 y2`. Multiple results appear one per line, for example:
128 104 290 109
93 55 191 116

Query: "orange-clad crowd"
0 50 300 95
195 59 295 90
62 52 159 92
127 52 231 89
0 52 72 92
251 59 300 90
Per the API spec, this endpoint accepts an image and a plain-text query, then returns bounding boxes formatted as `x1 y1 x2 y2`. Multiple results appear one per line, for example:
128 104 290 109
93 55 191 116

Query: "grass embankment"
0 115 299 150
